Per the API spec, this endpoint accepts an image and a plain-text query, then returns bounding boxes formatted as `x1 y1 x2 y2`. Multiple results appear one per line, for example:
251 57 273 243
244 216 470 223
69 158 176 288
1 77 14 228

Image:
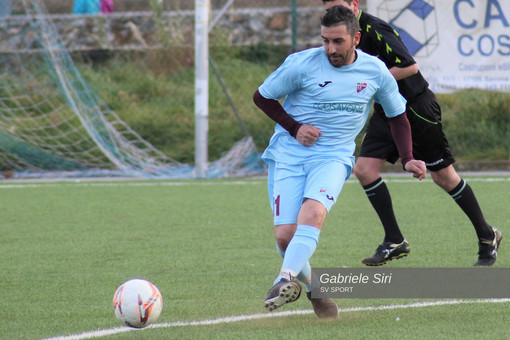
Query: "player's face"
321 24 360 68
324 0 358 13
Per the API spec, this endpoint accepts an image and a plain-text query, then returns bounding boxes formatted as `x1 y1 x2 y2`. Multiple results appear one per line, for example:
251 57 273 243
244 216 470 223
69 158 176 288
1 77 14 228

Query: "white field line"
42 299 510 340
0 175 509 189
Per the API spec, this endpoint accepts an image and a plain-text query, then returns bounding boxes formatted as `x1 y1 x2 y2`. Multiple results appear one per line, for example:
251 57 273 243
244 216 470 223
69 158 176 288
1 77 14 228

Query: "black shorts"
359 90 455 171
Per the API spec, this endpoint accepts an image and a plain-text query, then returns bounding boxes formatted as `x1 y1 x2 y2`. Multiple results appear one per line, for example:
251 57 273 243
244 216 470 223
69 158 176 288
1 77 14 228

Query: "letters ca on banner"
367 0 510 93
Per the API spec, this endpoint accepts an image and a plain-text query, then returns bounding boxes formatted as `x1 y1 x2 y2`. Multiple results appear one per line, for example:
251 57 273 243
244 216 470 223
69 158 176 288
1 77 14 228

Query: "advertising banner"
367 0 510 93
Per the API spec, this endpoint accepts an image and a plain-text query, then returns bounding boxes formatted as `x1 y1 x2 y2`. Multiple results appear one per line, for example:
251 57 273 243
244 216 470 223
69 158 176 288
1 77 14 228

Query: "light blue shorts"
267 160 350 225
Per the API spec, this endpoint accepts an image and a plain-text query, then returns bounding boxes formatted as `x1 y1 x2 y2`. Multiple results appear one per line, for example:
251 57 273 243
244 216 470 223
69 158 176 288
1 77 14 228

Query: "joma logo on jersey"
357 82 367 93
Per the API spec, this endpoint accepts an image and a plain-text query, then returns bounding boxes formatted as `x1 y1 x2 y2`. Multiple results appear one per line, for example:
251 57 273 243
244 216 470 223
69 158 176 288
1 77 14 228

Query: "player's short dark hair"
322 0 354 5
321 5 359 36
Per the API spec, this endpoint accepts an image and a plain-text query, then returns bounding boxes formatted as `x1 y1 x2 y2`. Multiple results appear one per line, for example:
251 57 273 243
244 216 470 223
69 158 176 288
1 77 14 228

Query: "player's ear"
354 31 361 46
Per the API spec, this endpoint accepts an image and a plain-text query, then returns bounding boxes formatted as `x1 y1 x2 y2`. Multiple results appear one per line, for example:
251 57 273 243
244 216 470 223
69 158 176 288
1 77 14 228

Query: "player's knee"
353 162 362 177
276 236 291 251
430 166 461 191
353 162 370 181
431 174 456 191
354 159 382 184
275 227 295 250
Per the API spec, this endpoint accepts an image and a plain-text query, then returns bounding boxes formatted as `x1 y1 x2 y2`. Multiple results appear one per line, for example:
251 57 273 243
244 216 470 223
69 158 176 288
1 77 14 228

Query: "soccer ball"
113 278 163 328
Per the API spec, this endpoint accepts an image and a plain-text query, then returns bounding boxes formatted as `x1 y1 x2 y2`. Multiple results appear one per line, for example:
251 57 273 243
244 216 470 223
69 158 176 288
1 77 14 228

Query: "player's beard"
327 43 357 68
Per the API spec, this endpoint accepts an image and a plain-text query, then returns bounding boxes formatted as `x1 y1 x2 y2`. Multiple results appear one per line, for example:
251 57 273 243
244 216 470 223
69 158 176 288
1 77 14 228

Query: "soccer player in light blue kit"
253 5 426 318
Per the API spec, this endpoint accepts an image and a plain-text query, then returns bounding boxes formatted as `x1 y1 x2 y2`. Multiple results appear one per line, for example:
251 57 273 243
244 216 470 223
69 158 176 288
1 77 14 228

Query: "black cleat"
306 291 338 319
474 227 503 266
264 278 301 312
362 239 410 266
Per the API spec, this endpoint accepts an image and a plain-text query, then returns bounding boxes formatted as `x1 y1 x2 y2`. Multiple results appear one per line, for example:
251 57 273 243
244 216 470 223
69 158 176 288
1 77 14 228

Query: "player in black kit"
323 0 502 266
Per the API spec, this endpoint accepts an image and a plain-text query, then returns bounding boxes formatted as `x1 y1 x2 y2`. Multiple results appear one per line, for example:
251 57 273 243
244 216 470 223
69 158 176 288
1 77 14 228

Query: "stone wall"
0 7 324 53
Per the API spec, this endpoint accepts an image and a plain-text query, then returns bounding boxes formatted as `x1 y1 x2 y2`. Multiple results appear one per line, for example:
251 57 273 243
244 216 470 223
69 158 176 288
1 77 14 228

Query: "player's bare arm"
389 64 419 81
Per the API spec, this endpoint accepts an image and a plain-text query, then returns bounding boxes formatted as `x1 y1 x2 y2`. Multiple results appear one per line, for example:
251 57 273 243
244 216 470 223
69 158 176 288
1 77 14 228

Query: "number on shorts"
274 195 280 216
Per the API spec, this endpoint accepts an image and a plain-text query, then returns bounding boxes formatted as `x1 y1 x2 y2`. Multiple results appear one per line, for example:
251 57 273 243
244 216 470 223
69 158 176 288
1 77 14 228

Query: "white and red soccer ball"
113 278 163 328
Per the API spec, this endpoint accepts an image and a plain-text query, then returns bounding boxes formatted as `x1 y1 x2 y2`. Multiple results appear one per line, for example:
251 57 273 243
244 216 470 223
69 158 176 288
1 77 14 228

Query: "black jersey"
357 10 429 102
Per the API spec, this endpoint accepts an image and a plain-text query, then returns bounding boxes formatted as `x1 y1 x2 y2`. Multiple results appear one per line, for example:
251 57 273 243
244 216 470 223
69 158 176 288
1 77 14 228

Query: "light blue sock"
274 225 320 286
276 242 313 292
298 262 313 292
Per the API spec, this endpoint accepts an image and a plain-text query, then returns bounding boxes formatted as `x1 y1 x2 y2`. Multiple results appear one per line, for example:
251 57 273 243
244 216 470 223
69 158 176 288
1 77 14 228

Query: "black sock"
363 177 404 244
448 178 493 240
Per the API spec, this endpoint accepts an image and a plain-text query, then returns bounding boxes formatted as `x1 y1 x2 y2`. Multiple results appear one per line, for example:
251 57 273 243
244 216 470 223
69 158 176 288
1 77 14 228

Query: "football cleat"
306 291 338 319
362 239 410 266
474 227 503 266
264 278 301 312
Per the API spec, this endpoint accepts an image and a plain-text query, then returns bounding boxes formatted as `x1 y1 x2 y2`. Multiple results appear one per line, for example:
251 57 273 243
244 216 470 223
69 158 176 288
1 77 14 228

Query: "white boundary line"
43 299 510 340
0 175 509 189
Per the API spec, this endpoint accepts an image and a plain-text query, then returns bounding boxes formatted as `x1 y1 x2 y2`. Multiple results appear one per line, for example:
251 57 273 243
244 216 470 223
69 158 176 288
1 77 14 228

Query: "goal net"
0 0 263 179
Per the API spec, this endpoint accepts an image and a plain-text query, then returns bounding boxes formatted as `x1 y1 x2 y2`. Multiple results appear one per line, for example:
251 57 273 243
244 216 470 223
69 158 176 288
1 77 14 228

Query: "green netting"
0 0 264 179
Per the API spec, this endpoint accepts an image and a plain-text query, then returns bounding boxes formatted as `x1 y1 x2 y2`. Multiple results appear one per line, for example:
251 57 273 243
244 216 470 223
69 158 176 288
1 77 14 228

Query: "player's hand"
404 159 427 180
296 125 322 146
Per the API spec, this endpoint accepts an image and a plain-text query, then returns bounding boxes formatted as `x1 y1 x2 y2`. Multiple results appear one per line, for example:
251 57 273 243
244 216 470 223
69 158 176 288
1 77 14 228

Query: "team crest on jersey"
356 82 367 93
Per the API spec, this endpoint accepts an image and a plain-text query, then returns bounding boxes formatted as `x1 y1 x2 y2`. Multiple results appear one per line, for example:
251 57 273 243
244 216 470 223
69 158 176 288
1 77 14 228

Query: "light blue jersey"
259 47 406 170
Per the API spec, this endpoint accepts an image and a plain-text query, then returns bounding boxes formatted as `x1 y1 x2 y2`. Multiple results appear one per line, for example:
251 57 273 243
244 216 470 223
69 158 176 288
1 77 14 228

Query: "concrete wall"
0 7 326 53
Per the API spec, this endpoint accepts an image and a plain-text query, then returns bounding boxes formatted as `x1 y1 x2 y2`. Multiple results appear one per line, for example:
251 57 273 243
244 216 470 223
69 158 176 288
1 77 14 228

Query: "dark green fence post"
291 0 297 51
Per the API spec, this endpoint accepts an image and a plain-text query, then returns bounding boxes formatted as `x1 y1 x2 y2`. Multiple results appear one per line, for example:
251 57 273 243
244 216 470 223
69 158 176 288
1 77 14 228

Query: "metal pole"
291 0 298 51
194 0 209 178
209 0 234 32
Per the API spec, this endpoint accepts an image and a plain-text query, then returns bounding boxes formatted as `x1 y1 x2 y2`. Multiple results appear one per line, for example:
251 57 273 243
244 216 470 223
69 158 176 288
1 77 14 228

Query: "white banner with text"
367 0 510 93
